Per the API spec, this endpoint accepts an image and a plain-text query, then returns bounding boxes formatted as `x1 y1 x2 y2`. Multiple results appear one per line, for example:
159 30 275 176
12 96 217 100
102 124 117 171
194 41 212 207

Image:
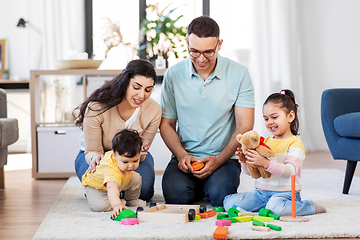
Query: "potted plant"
2 69 9 79
139 3 187 66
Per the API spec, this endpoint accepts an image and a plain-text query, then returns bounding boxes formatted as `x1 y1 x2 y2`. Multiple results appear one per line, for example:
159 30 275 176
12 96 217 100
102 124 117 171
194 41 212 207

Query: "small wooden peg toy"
258 208 280 220
251 225 270 231
280 175 309 222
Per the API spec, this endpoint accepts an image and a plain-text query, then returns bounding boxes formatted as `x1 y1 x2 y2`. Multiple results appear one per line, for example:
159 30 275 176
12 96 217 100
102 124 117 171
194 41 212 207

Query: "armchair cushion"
334 112 360 138
0 118 19 148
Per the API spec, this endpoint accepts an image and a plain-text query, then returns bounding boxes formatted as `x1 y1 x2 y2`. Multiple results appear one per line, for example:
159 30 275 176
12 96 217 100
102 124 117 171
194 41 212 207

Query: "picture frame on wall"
0 39 5 78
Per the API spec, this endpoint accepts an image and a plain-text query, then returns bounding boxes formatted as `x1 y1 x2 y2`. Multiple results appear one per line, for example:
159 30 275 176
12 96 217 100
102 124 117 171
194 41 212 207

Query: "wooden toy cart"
137 204 200 223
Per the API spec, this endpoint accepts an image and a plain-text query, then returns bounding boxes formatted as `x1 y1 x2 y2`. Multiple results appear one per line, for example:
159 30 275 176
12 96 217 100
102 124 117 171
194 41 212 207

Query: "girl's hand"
245 149 270 169
235 147 247 164
88 154 101 173
111 202 127 219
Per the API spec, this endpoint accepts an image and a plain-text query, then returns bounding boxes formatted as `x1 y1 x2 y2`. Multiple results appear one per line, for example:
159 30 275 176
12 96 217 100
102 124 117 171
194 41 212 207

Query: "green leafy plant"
139 3 187 61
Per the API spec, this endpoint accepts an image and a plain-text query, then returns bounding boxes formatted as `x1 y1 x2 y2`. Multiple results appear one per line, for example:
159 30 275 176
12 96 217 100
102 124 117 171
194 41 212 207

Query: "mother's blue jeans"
74 150 155 201
162 157 241 207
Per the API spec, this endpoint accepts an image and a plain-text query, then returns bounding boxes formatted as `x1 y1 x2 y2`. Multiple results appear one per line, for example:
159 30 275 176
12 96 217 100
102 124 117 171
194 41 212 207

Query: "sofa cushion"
334 112 360 138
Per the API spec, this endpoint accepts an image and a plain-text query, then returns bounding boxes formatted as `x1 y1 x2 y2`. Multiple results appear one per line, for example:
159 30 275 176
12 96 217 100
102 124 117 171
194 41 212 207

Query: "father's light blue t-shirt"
161 55 255 159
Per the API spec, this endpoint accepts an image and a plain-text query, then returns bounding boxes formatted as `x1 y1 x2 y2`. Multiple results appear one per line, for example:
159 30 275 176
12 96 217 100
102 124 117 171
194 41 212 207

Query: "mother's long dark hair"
74 59 156 128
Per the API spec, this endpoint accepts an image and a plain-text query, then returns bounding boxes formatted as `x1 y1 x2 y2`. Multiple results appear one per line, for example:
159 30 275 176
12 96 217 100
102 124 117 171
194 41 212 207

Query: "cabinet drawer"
36 126 82 173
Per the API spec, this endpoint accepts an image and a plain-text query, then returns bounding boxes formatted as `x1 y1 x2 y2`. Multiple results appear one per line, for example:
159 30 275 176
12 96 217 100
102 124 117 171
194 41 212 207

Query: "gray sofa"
0 88 19 188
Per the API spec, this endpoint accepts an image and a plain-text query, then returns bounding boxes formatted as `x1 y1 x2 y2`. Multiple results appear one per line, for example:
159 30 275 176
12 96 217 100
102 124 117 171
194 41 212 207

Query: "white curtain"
250 0 313 151
28 0 85 70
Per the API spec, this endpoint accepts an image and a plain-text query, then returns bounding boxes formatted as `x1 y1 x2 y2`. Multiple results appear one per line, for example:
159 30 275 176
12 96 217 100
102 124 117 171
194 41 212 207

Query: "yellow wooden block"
234 216 254 222
194 215 201 221
253 216 274 222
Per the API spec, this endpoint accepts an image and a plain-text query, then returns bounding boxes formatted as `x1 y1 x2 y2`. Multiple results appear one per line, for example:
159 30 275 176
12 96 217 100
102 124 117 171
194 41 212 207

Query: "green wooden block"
112 209 137 221
252 219 265 227
213 206 226 212
194 214 201 221
227 207 240 218
217 213 229 220
223 217 236 223
267 223 282 231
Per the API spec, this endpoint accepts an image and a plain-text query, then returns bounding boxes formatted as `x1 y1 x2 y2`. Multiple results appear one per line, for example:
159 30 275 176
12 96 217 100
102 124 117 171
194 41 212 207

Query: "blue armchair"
321 88 360 194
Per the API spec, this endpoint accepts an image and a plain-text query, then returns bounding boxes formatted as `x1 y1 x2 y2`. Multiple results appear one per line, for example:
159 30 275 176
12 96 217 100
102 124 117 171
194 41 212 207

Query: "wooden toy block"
223 217 236 223
259 208 280 220
251 225 270 231
198 210 217 219
121 218 139 225
213 226 229 239
112 209 137 221
252 219 265 227
233 215 253 222
239 212 255 216
253 216 274 222
216 219 232 226
194 215 201 221
227 207 240 218
213 206 225 212
217 213 229 220
137 204 200 223
267 223 282 231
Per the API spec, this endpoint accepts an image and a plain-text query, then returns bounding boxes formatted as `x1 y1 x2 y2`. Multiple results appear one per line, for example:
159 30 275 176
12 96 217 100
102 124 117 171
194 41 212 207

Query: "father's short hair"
112 129 142 158
187 15 220 38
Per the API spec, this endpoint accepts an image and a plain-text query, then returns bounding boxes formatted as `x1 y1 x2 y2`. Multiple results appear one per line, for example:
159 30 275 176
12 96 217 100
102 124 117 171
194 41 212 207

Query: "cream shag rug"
33 169 360 240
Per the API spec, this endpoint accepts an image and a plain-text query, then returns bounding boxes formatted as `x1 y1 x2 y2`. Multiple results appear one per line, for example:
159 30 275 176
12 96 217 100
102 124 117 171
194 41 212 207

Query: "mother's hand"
88 154 101 173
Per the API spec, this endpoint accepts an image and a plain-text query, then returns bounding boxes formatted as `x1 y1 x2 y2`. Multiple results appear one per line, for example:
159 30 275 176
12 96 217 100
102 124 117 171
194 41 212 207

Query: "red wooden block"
213 226 229 239
198 210 217 219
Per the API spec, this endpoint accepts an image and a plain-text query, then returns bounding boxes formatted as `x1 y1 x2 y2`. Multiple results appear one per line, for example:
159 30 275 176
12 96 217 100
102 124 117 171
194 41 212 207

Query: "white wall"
1 0 360 152
298 0 360 151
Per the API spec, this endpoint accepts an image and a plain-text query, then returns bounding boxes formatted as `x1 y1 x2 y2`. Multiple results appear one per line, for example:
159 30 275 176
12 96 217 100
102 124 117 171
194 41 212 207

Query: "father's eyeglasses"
188 40 219 58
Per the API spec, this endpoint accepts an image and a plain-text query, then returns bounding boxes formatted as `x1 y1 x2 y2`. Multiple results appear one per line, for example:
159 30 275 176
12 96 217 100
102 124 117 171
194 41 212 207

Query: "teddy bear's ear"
236 134 242 143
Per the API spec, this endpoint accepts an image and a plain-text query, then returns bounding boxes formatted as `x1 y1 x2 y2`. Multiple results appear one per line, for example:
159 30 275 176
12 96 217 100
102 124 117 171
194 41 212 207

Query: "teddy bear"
236 130 276 179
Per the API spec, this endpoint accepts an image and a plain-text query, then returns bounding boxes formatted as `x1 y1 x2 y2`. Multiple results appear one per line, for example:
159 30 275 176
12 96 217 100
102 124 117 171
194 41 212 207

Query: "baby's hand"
111 202 127 219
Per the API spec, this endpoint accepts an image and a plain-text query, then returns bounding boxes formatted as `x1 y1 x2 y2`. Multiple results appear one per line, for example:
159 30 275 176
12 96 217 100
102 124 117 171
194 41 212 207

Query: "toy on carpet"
120 218 139 225
136 204 203 223
236 130 275 179
259 208 280 220
280 175 309 222
213 226 229 239
111 208 137 221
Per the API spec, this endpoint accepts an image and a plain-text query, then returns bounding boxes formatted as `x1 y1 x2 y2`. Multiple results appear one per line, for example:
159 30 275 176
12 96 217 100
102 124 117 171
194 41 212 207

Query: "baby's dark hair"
263 89 299 136
112 129 142 158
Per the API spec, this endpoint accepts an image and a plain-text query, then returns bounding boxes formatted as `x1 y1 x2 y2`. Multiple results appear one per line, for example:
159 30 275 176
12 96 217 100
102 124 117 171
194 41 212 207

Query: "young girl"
223 89 326 216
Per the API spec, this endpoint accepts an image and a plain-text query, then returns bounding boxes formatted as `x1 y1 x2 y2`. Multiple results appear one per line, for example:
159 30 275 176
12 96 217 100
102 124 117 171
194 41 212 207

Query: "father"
160 15 255 206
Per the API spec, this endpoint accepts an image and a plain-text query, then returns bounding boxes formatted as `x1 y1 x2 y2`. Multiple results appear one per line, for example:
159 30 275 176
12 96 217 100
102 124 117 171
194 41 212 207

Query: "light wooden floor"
0 151 359 240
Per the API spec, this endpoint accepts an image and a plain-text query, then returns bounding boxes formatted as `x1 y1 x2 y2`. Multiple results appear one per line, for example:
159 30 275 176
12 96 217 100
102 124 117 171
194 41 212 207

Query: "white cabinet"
37 126 82 173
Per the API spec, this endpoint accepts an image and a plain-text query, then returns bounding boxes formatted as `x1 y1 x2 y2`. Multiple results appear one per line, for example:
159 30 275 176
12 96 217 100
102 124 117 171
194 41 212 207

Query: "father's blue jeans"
162 157 241 207
74 149 155 201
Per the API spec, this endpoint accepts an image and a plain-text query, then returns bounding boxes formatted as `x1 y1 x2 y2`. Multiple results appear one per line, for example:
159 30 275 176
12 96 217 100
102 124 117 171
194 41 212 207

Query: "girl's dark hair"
264 89 299 136
73 59 156 128
112 129 142 158
187 15 220 38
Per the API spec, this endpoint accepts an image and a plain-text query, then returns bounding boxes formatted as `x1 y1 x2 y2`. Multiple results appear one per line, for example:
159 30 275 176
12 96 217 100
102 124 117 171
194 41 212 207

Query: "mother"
74 59 161 201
